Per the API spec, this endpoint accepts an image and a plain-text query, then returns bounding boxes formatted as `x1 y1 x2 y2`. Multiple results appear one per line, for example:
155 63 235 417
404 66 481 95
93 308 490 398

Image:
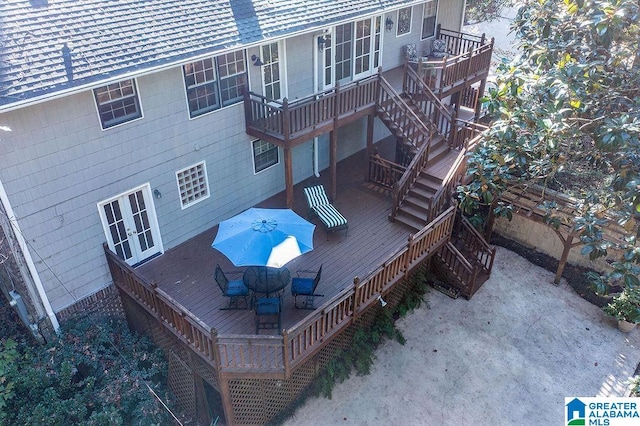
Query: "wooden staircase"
374 46 495 299
433 214 496 299
392 138 448 230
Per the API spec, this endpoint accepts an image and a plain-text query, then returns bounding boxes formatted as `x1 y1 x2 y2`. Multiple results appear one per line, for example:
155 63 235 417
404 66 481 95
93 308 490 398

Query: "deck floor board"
136 140 412 336
136 136 458 336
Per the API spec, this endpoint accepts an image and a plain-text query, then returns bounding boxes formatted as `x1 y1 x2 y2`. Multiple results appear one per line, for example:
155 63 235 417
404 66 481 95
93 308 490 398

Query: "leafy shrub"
0 315 178 425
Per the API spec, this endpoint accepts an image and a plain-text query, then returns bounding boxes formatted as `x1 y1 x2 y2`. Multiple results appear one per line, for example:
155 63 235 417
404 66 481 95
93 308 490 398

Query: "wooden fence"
105 206 455 378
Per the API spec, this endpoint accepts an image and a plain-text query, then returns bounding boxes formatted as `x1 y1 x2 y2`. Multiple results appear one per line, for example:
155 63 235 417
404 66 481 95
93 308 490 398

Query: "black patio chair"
255 296 281 333
291 265 324 309
214 264 250 310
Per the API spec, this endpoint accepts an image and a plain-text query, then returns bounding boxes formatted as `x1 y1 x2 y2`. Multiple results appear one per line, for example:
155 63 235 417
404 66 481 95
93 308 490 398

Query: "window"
261 43 281 100
252 140 279 173
334 23 353 82
397 7 412 36
93 79 142 129
324 17 381 87
183 50 248 118
421 0 438 39
176 162 210 209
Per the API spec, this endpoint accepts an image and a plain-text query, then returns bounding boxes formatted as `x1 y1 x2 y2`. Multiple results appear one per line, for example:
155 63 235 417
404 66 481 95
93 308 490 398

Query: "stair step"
394 211 425 232
415 175 442 191
398 203 428 222
404 193 431 209
409 185 436 200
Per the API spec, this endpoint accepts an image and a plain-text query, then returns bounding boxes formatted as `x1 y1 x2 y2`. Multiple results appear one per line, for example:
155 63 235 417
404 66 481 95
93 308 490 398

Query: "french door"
259 41 285 100
321 16 382 89
98 184 162 266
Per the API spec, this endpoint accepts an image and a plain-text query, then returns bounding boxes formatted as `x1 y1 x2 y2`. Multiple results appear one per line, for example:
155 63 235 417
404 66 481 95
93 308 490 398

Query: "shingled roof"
0 0 422 111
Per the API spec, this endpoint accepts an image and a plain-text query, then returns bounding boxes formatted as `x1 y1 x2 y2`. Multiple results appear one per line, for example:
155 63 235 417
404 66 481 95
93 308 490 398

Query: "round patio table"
242 266 291 297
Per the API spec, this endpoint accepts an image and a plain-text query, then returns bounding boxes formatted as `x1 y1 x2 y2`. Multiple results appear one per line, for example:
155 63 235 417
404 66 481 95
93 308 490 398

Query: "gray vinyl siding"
0 0 464 313
0 65 289 312
436 0 464 35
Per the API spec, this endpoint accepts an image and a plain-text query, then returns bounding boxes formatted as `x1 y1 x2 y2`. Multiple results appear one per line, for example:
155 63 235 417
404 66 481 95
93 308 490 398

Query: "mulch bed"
491 233 611 308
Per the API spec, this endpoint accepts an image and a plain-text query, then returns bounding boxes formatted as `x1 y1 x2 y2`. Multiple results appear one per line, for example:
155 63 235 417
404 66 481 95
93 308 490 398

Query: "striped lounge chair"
303 185 348 237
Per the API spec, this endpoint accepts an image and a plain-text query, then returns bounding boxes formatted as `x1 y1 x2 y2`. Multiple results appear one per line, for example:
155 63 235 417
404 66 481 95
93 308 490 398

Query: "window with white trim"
183 50 248 118
324 16 381 87
261 42 281 100
176 162 210 209
93 79 142 129
421 0 438 39
397 7 412 36
252 140 279 173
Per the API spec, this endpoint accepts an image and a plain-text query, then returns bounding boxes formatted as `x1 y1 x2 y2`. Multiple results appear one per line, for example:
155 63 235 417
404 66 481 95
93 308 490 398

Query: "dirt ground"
280 246 640 426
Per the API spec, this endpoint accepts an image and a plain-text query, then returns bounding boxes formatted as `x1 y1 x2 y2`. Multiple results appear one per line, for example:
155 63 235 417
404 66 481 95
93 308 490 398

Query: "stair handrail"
390 133 434 219
426 149 467 221
457 214 496 274
404 65 454 141
404 65 453 122
377 74 448 220
378 75 440 147
440 241 480 286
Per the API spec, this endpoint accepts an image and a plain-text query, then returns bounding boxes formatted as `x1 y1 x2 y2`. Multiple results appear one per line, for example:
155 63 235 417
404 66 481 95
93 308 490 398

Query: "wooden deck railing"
403 64 453 140
105 207 455 378
377 76 436 150
427 149 467 221
436 25 486 57
284 206 455 372
368 153 406 189
436 241 480 297
456 214 496 274
390 133 434 219
104 244 219 367
244 75 379 146
418 41 493 96
449 120 487 150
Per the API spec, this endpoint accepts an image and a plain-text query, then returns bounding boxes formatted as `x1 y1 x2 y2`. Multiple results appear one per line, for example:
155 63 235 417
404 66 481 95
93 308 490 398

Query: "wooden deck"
136 138 414 336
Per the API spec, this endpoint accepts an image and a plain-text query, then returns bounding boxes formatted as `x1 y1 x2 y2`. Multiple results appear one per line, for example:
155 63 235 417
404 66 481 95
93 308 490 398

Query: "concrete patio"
282 246 640 425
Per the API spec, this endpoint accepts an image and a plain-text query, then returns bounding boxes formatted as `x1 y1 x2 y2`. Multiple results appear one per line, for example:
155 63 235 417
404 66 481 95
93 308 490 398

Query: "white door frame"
258 40 288 101
98 183 163 266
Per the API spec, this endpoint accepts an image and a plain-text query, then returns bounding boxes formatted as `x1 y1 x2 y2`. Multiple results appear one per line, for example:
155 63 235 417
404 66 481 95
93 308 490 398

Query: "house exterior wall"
437 0 465 35
0 0 464 316
0 65 289 312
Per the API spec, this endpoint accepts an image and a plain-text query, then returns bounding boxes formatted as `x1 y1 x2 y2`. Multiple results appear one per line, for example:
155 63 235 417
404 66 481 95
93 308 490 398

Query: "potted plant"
603 287 640 332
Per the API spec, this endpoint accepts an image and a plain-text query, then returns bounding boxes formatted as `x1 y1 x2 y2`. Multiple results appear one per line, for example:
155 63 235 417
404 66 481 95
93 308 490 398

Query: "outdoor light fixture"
378 295 387 307
153 189 162 199
317 36 326 51
385 16 394 32
251 54 264 66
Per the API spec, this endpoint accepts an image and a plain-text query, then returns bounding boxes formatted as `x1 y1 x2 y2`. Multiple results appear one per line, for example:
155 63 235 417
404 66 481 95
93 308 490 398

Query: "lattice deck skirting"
117 264 428 425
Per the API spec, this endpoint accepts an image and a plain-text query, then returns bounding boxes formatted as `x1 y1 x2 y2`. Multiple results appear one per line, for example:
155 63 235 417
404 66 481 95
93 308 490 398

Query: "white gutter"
0 2 423 114
0 179 60 332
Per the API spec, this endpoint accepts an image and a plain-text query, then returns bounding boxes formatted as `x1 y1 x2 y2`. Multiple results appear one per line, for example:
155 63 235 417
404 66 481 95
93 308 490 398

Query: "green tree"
464 0 514 24
458 0 640 293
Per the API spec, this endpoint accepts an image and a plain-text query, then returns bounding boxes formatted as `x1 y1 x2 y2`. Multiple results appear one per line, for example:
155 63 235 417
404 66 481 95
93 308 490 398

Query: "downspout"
313 33 321 178
313 138 320 178
0 178 60 332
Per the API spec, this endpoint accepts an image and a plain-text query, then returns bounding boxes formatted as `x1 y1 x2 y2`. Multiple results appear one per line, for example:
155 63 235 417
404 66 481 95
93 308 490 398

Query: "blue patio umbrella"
211 208 315 268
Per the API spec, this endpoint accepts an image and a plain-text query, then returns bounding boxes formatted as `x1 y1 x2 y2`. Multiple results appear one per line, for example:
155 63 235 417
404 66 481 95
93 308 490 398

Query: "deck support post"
329 130 337 201
352 276 360 322
365 114 375 180
329 82 340 201
284 147 294 208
